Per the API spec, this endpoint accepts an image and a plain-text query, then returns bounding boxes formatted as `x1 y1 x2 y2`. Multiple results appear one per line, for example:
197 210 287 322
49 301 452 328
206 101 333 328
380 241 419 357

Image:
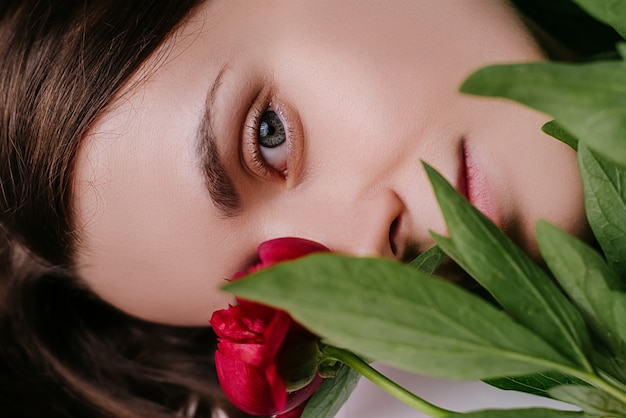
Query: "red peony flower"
210 237 329 417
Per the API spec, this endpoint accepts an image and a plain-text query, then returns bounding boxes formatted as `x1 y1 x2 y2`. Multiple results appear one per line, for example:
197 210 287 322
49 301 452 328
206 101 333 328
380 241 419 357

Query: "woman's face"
74 0 587 325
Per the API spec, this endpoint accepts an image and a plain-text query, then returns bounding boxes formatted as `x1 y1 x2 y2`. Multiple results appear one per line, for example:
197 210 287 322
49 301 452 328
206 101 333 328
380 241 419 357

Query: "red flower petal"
216 309 292 367
257 237 329 267
262 310 294 359
210 301 278 342
237 299 278 332
215 351 287 416
210 305 261 341
216 342 270 367
278 375 324 417
276 404 306 418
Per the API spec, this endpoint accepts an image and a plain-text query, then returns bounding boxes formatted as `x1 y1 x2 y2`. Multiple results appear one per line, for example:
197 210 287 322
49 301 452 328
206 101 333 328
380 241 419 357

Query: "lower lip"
460 142 501 227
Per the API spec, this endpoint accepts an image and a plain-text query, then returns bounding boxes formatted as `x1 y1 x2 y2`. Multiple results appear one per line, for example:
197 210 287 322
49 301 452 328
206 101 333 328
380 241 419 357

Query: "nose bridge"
277 182 404 259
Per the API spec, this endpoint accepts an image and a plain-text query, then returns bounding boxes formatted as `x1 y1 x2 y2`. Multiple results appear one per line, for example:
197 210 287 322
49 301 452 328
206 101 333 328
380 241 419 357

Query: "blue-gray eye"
258 110 286 148
258 109 288 172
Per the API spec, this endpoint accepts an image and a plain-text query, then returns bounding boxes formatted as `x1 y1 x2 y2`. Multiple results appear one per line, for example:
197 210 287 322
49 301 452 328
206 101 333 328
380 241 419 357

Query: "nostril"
389 216 400 256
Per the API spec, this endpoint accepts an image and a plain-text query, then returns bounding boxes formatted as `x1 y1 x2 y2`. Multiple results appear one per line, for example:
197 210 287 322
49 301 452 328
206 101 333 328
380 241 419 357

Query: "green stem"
321 345 452 418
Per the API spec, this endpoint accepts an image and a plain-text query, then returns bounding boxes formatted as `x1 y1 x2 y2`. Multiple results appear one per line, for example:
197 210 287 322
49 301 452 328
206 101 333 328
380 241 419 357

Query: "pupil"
258 110 286 148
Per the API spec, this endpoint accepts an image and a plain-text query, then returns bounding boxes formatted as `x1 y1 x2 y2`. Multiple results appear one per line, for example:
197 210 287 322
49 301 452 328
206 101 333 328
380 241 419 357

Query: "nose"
330 187 404 258
269 185 406 260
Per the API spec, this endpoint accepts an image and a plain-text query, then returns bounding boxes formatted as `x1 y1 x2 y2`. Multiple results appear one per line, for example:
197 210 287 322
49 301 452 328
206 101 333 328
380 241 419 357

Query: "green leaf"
579 143 626 277
542 120 579 150
593 350 626 386
550 384 626 416
484 371 588 399
617 42 626 60
224 254 575 380
571 0 626 39
460 60 626 167
409 245 446 274
424 163 592 370
537 220 626 356
301 364 360 418
444 408 588 418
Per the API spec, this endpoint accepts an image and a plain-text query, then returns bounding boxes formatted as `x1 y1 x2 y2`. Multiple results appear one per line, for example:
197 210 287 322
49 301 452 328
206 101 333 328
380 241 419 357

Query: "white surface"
336 364 577 417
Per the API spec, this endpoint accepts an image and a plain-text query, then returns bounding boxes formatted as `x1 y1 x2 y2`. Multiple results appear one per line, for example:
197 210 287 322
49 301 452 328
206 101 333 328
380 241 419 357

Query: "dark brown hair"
0 1 248 417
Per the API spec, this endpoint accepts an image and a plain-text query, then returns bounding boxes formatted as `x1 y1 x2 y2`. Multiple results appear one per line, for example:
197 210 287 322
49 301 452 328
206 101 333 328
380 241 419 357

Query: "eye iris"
258 110 286 148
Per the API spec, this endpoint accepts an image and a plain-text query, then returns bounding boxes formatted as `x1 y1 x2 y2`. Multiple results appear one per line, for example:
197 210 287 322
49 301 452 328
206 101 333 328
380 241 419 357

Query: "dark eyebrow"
198 64 241 218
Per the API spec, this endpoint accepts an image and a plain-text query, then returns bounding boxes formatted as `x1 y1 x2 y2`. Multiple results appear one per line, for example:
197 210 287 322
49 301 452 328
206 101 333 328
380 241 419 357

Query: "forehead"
74 0 229 229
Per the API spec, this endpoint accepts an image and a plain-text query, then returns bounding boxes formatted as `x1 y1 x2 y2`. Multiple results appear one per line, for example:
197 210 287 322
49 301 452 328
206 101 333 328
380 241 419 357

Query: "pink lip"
457 144 469 201
458 141 501 227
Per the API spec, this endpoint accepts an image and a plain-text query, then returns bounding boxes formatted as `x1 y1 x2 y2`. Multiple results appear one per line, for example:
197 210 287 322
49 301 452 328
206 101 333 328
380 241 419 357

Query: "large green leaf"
572 0 626 39
424 164 592 370
485 371 588 399
592 351 626 386
224 254 575 380
301 364 360 418
550 384 626 416
444 408 589 418
579 143 626 277
537 220 626 356
460 60 626 167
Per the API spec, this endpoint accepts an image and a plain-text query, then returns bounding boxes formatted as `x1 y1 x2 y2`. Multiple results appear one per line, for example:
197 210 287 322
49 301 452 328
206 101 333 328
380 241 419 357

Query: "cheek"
472 102 587 256
74 176 246 324
79 223 234 325
75 185 240 325
73 135 244 326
